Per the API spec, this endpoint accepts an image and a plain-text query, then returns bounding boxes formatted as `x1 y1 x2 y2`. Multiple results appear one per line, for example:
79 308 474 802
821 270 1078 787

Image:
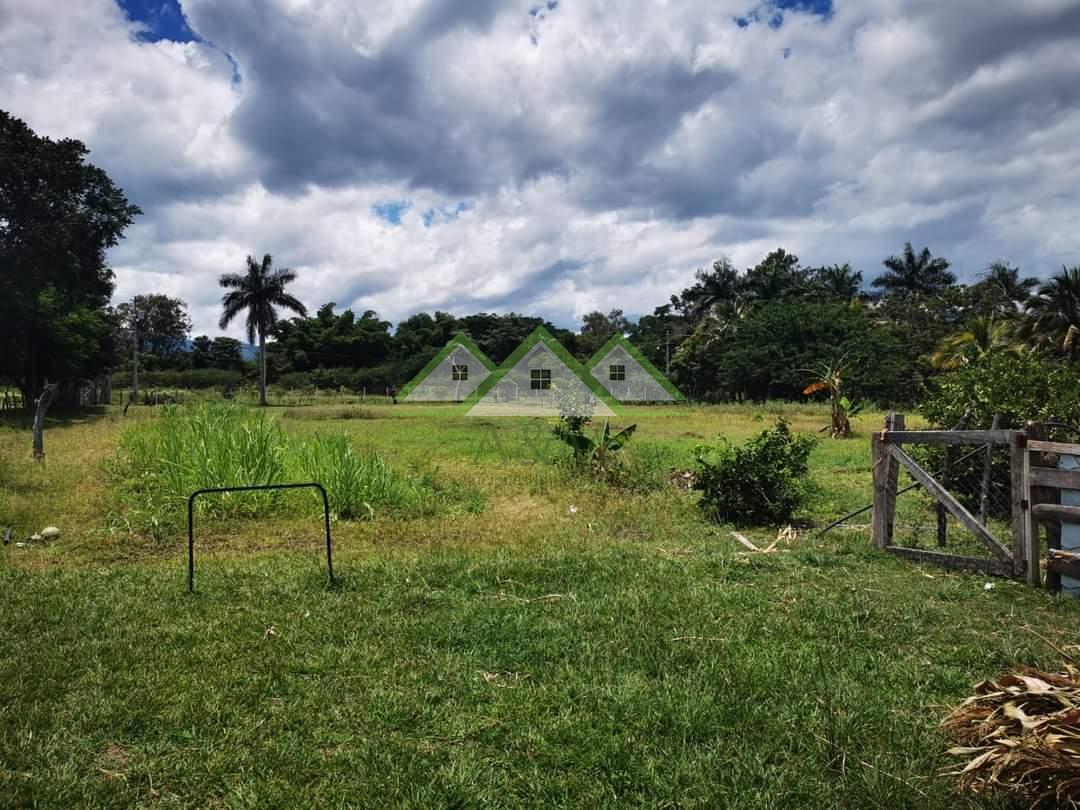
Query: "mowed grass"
1 402 1077 808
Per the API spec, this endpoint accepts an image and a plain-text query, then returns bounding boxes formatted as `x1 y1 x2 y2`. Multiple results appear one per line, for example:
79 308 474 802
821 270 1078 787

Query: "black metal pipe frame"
187 483 333 592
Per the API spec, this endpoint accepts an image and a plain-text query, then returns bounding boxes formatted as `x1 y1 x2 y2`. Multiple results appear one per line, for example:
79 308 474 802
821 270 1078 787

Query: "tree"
115 294 192 359
219 254 308 405
190 335 213 369
929 316 1025 371
672 258 742 323
872 243 956 296
273 303 393 373
577 309 632 359
210 337 244 370
0 110 140 408
1021 266 1080 360
808 263 863 300
743 248 808 301
967 261 1039 318
674 299 915 404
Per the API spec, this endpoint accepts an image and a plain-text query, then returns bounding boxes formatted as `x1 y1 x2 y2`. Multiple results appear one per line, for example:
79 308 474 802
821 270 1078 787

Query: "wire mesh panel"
889 449 1015 562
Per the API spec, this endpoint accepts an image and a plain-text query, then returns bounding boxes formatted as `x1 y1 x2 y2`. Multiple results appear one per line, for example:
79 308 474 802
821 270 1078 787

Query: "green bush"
920 353 1080 429
693 420 815 526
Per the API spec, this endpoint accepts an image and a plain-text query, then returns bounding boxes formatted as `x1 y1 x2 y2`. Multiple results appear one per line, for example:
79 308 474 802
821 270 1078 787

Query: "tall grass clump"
112 405 483 537
115 404 287 533
296 433 432 520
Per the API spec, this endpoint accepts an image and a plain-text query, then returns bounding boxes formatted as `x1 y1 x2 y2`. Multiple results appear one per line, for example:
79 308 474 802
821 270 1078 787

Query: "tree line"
3 109 1078 411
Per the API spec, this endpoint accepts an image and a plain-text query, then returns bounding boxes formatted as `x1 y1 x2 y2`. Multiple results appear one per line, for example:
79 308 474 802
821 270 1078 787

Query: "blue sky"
116 0 197 42
3 0 1078 337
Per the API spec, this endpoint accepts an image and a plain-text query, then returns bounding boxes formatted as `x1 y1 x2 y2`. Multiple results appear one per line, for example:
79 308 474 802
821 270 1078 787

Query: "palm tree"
812 263 863 300
680 258 741 321
980 261 1039 312
1022 266 1080 360
930 316 1025 371
872 243 956 296
219 254 308 406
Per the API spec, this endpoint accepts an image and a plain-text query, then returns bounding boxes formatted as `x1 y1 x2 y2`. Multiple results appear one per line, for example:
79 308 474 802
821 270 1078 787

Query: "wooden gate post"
873 412 904 548
1015 427 1042 587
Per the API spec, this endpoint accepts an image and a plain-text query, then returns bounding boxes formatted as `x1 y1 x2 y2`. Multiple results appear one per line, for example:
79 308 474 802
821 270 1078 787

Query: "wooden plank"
1026 439 1080 455
884 546 1016 576
1010 434 1028 577
871 432 887 548
888 444 1013 561
1022 438 1042 586
1032 503 1080 522
730 532 759 552
884 429 1013 446
884 414 903 547
1046 557 1080 581
1029 467 1080 491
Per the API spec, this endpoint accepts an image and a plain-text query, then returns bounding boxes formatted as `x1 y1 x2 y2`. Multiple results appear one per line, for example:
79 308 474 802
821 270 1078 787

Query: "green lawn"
1 402 1076 808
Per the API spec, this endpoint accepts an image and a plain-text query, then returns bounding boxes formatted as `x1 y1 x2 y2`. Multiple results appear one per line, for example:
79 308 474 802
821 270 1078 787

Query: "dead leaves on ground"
942 664 1080 808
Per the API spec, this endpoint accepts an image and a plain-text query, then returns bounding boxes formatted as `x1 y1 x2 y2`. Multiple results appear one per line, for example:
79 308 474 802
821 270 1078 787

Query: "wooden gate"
871 414 1080 590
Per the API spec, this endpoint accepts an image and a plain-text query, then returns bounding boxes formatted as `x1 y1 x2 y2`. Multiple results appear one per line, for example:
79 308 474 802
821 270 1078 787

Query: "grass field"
2 402 1077 808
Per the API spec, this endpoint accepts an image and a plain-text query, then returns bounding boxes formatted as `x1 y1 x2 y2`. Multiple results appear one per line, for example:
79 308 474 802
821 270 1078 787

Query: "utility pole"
665 329 671 375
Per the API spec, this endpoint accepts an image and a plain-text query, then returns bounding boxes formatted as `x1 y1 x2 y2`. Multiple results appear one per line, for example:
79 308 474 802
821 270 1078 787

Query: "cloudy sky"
2 0 1079 337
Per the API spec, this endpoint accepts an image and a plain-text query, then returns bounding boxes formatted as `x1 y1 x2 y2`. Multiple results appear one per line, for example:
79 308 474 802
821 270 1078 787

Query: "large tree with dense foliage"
742 248 808 301
219 254 308 406
673 299 915 404
272 303 394 372
115 294 192 359
873 243 955 296
0 110 140 407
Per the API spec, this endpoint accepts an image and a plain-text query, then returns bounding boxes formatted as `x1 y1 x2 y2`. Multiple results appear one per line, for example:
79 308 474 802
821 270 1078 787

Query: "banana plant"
801 357 859 438
555 418 637 476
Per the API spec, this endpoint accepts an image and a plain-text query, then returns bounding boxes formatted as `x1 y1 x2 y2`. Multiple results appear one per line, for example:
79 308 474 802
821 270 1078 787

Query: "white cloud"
2 0 1079 338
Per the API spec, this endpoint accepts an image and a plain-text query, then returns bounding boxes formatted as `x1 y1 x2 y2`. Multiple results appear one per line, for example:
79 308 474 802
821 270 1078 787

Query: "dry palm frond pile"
941 665 1080 808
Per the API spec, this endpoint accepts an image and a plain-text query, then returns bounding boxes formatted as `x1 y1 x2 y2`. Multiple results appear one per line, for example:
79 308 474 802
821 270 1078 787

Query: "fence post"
872 412 903 548
1019 425 1042 587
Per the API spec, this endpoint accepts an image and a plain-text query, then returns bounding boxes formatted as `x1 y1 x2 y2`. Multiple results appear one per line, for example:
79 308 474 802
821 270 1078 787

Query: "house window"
452 364 468 381
609 364 626 381
530 369 551 390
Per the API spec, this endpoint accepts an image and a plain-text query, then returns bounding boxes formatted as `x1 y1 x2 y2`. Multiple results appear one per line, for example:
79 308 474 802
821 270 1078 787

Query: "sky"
2 0 1079 338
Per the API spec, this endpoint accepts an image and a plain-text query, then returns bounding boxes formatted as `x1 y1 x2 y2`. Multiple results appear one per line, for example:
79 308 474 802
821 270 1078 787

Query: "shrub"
921 353 1080 430
918 355 1080 520
693 420 815 526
